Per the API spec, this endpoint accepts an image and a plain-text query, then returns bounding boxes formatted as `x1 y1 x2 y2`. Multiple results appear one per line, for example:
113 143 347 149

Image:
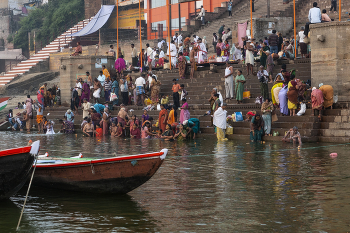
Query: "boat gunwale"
36 152 164 168
0 146 32 158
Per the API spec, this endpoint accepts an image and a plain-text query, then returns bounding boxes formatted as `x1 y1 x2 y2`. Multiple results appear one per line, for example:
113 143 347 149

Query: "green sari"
260 46 270 68
176 129 187 141
235 74 245 101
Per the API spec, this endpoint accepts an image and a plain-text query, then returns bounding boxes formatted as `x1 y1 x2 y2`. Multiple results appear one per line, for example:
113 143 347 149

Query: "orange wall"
145 0 227 39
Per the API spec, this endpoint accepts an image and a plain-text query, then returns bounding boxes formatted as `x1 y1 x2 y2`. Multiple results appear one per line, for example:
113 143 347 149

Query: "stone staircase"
0 18 92 86
40 57 350 142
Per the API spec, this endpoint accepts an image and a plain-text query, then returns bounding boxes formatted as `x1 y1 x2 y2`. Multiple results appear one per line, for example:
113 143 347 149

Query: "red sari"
158 109 168 132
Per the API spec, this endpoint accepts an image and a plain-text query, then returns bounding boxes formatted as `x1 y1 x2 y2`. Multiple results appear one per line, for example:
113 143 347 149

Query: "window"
151 17 186 31
152 20 167 32
171 17 186 29
151 0 166 9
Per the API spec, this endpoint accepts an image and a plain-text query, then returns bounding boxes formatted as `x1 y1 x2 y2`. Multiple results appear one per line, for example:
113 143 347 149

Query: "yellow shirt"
103 68 110 80
161 97 169 105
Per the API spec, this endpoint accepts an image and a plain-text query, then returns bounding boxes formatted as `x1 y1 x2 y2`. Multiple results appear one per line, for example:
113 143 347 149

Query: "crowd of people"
6 84 59 133
4 1 341 144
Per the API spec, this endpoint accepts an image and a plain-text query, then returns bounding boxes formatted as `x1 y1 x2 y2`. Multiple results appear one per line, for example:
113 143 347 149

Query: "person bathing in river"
282 126 302 145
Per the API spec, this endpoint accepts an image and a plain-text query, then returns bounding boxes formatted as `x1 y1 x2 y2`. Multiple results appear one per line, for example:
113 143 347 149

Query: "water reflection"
0 132 350 232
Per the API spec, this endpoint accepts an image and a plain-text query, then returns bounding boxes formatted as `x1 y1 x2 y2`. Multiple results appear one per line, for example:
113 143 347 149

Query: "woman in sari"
287 80 298 116
278 84 289 116
150 76 161 104
115 55 126 77
250 113 264 142
259 42 270 68
167 105 176 125
319 84 334 109
235 70 245 104
173 124 187 141
222 40 230 60
311 87 324 119
186 118 200 139
178 52 187 79
179 99 190 124
158 104 168 132
261 99 273 136
271 82 283 105
141 122 152 139
80 81 90 105
216 38 223 56
60 117 74 134
161 124 174 141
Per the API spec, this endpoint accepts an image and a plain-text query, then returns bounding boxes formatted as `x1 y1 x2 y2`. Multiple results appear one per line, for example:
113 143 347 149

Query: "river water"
1 132 350 232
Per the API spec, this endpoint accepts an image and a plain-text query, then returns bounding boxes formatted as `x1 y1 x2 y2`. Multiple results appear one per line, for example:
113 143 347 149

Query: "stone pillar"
59 56 115 105
310 22 350 101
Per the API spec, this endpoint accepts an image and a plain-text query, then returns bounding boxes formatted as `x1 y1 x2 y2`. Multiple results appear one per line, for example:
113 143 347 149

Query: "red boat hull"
0 142 40 199
33 150 167 194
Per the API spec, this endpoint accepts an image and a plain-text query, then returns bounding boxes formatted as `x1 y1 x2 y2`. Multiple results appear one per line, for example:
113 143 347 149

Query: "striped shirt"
104 80 112 91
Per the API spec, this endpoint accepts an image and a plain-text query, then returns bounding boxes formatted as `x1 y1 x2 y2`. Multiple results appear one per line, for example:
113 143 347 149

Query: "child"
141 110 149 125
160 95 169 109
130 123 141 139
116 122 124 137
155 129 163 139
95 124 103 137
110 122 118 137
180 84 188 100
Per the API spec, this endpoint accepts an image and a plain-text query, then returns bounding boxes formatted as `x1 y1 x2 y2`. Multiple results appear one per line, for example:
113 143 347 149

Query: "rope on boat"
16 156 38 231
90 160 95 174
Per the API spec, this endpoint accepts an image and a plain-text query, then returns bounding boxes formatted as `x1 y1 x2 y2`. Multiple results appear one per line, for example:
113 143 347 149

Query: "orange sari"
158 109 168 132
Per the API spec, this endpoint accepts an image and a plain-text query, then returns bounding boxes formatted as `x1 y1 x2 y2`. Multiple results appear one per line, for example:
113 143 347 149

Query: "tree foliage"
13 0 84 51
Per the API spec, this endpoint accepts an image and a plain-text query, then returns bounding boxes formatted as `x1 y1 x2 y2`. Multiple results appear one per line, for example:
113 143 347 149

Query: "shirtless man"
190 47 197 79
282 126 302 145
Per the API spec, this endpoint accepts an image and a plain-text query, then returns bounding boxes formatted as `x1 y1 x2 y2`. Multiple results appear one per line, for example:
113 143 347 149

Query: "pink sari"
311 89 324 110
179 102 190 124
115 58 126 73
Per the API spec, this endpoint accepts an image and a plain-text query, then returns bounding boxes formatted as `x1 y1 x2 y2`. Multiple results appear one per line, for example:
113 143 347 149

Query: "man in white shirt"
196 37 207 63
308 2 321 23
193 34 199 43
173 33 178 44
178 43 184 54
159 48 165 59
200 5 205 25
168 40 177 67
97 71 106 87
298 26 307 58
131 44 138 67
97 71 106 98
178 33 183 47
145 43 153 70
135 74 146 106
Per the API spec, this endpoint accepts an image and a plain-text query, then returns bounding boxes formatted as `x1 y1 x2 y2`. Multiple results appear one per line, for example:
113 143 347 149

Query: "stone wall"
59 56 115 104
0 15 10 49
84 0 103 19
310 22 350 102
252 17 293 40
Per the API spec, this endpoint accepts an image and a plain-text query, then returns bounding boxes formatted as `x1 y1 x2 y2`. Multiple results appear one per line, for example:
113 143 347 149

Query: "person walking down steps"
224 62 234 100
